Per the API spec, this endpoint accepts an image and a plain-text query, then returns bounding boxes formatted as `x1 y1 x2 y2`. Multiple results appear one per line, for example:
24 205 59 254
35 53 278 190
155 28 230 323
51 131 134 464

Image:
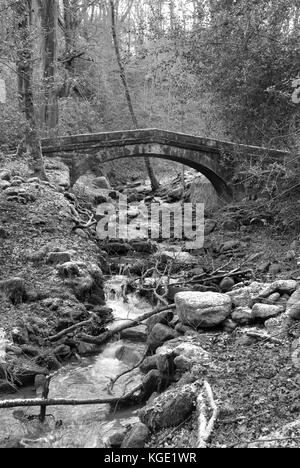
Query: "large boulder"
139 383 198 431
175 291 232 328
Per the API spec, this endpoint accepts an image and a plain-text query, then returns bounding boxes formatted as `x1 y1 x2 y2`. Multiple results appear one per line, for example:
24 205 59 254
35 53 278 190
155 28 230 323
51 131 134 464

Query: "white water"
105 275 152 322
0 277 151 448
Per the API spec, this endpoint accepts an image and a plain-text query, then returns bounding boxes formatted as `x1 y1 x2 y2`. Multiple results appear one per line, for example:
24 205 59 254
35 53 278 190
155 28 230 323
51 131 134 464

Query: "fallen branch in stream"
0 384 143 409
108 352 148 393
197 381 219 448
79 304 176 345
48 313 97 343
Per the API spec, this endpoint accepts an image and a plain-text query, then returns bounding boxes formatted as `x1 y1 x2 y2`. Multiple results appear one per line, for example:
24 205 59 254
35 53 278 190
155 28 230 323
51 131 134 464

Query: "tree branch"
0 384 143 409
80 304 176 345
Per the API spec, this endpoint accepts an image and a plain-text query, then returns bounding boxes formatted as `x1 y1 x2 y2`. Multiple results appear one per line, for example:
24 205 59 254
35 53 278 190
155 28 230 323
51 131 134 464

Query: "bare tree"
14 0 47 179
109 0 160 192
38 0 59 133
59 0 82 97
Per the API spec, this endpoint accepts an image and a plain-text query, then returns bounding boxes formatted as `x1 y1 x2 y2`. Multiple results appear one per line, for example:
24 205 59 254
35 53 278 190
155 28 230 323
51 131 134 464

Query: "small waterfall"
105 275 152 322
0 276 151 448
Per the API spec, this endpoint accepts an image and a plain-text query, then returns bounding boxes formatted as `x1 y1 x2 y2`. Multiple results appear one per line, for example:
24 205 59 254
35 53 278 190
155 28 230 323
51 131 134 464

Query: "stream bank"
1 161 300 448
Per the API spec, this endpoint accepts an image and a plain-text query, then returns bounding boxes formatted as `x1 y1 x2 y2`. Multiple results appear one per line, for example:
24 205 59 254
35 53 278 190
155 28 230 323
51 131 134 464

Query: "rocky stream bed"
1 163 300 448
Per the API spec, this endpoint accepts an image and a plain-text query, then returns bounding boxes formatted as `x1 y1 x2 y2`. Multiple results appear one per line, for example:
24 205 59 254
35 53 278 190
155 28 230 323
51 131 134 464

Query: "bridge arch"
42 128 289 201
98 142 232 200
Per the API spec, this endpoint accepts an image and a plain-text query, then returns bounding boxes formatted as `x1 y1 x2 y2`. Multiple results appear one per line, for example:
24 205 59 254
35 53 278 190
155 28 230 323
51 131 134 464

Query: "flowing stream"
0 276 152 448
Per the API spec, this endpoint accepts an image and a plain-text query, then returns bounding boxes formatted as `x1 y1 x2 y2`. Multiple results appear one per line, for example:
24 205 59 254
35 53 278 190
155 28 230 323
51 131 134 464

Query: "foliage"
0 0 299 189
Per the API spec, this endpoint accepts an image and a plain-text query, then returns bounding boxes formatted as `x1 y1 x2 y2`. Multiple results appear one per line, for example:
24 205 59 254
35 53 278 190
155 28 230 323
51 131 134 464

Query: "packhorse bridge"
42 128 290 200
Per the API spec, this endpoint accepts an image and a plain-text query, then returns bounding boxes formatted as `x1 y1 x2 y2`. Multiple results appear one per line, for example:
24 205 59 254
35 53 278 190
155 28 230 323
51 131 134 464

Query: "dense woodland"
1 0 300 450
0 0 299 186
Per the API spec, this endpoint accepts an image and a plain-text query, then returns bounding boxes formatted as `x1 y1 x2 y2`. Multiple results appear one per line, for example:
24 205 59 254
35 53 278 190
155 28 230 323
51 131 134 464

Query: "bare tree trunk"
14 0 47 180
169 0 175 28
109 0 160 192
38 0 58 134
60 0 80 97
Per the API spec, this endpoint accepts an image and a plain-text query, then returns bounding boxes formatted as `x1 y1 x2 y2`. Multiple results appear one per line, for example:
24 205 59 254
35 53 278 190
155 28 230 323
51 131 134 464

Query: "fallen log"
79 304 176 345
48 313 96 342
0 384 142 409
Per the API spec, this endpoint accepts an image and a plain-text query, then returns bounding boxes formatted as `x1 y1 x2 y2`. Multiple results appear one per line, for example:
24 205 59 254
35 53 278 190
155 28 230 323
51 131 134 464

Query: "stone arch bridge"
42 129 290 200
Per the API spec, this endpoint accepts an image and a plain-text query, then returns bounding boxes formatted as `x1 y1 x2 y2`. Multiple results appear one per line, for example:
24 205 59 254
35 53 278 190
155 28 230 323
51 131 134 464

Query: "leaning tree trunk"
109 0 160 192
14 1 47 180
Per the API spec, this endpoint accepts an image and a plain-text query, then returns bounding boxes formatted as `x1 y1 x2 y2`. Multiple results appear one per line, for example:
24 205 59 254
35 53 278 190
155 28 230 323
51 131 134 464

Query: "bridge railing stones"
41 128 291 162
39 129 293 201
